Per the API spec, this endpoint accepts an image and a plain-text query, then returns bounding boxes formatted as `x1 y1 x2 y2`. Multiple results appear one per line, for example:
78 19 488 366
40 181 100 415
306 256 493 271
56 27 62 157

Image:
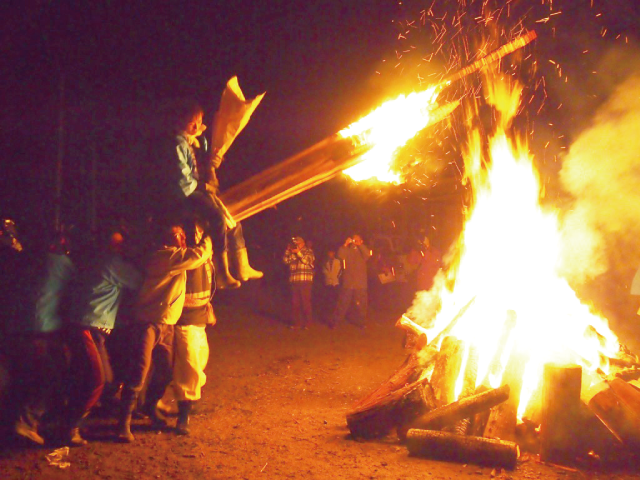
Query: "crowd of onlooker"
282 231 443 330
0 218 221 446
0 214 443 449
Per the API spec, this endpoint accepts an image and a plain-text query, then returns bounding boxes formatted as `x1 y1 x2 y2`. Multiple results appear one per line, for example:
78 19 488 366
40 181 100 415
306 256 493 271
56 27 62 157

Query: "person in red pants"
63 230 141 445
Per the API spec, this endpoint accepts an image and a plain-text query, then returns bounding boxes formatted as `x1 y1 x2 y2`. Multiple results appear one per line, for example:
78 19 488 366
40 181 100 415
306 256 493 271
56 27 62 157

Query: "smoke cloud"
558 53 640 287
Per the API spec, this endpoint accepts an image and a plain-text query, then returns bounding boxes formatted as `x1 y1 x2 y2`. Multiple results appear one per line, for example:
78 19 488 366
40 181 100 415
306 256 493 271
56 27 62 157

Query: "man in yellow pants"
172 227 216 435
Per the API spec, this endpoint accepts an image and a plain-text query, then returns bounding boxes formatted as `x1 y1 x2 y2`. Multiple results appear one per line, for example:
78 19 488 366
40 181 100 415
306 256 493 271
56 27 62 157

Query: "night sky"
1 0 639 253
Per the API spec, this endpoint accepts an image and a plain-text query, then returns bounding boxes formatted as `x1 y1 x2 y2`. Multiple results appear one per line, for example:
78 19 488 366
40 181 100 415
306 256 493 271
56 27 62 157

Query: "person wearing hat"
283 236 315 329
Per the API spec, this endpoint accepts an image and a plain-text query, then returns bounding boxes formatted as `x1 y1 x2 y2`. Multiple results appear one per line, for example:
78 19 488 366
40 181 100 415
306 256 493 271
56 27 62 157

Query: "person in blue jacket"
1 229 76 446
62 228 142 446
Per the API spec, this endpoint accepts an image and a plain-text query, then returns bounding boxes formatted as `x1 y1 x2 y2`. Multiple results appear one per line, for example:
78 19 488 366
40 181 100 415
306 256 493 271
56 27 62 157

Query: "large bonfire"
409 73 619 419
340 39 640 469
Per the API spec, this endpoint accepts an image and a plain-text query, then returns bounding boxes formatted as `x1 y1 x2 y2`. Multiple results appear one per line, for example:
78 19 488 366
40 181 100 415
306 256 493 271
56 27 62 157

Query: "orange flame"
412 75 619 419
339 86 442 183
337 31 537 184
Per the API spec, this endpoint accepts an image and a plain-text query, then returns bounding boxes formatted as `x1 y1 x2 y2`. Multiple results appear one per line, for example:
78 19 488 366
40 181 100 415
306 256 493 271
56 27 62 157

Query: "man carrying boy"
148 99 262 289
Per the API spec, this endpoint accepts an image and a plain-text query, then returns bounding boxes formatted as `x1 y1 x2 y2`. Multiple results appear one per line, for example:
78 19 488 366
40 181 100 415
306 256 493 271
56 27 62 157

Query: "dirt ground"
1 281 639 480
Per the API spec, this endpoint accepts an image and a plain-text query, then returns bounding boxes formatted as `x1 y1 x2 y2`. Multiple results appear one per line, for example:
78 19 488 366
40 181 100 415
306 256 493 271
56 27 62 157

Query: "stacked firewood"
346 308 640 470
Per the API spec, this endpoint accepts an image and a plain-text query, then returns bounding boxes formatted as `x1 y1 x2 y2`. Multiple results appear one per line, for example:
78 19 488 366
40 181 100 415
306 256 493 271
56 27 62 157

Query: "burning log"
410 384 510 431
539 364 582 462
414 296 476 370
587 377 640 449
395 382 437 437
470 385 492 436
459 345 480 399
483 340 528 442
220 102 458 222
348 300 477 439
352 352 422 411
430 336 465 406
453 345 480 435
483 395 518 443
396 315 429 351
396 315 430 338
346 377 431 439
483 310 517 385
575 400 621 458
406 429 519 469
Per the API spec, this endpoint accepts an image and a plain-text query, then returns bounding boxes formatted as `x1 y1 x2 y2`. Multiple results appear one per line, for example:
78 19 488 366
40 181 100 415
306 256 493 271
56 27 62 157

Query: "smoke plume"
558 57 640 286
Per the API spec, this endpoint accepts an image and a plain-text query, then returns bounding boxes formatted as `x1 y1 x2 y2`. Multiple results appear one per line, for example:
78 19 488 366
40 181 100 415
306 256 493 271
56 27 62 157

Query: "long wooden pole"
221 101 458 222
220 31 536 222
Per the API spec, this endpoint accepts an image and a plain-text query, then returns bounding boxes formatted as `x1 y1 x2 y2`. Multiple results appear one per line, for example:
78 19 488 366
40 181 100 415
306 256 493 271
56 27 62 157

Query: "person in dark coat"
331 234 371 328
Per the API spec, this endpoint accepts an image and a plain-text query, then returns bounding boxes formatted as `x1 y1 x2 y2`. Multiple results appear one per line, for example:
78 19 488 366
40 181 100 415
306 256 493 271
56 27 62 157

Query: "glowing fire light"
413 75 619 419
339 86 441 183
337 31 537 184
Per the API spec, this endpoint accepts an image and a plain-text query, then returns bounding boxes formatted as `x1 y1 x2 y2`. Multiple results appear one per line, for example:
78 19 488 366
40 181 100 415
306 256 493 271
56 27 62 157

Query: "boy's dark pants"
185 191 245 251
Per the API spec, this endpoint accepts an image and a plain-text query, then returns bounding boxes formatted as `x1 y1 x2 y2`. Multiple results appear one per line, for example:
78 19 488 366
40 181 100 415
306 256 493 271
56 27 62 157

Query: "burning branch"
221 101 459 222
440 31 537 87
220 32 537 222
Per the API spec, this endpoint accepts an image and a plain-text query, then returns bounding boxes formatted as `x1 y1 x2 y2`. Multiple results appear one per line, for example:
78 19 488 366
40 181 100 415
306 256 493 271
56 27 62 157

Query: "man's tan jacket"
135 237 212 325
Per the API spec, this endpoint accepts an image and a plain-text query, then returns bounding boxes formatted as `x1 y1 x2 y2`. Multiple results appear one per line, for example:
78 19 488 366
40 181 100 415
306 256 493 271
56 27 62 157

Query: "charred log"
539 363 582 462
406 429 519 469
411 385 510 431
347 377 430 439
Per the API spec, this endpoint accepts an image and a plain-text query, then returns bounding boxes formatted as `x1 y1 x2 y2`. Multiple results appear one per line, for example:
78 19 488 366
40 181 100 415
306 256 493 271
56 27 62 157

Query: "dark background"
1 0 638 261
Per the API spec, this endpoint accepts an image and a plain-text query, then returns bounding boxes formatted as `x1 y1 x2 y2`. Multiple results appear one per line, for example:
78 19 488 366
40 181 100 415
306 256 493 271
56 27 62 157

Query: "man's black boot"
176 401 192 436
117 388 137 443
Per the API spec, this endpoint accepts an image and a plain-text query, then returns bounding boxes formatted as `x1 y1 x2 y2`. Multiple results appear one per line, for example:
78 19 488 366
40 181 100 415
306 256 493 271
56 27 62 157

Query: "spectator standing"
117 226 212 443
331 234 371 328
282 236 315 329
321 249 341 320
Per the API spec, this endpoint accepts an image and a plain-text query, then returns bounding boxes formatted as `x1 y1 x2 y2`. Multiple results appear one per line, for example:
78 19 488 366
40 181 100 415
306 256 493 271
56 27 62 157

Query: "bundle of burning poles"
220 32 537 222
